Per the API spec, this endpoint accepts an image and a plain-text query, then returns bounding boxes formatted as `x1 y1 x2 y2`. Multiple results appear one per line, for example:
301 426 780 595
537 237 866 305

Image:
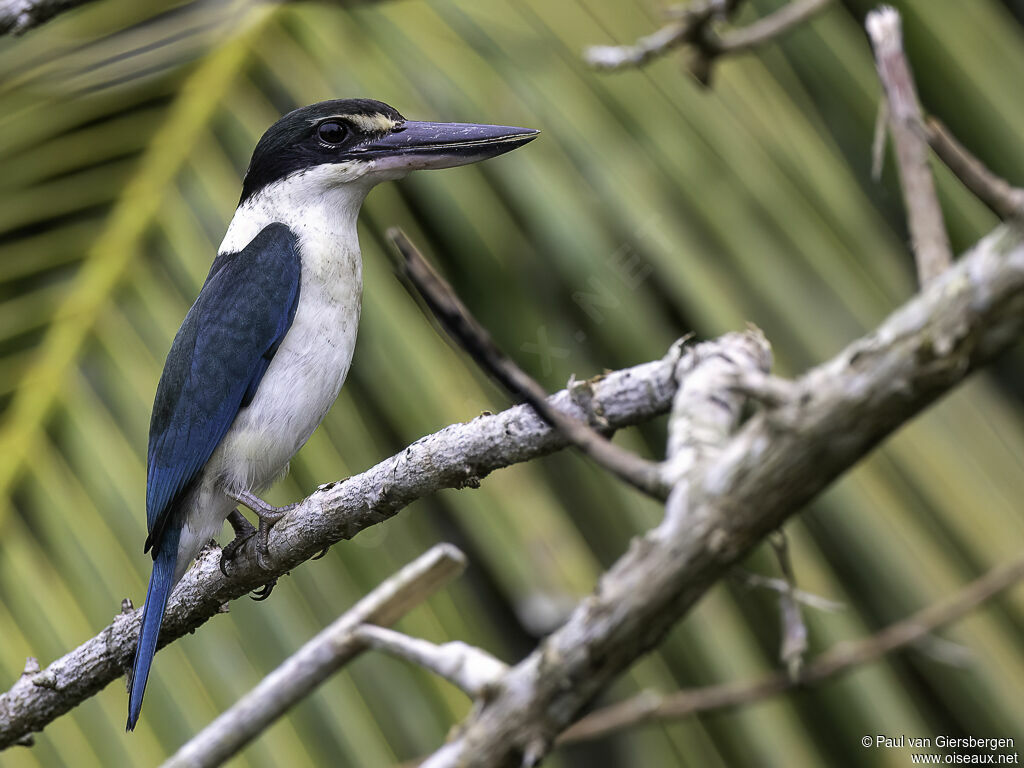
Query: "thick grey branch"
662 328 771 489
162 544 466 768
420 224 1024 767
0 350 679 749
867 6 952 284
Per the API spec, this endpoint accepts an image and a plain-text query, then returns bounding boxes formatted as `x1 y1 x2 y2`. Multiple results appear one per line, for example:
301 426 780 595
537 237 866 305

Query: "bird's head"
239 98 539 206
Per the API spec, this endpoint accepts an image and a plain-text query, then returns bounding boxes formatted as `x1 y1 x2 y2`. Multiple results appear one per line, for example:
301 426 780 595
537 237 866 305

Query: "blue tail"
127 525 181 731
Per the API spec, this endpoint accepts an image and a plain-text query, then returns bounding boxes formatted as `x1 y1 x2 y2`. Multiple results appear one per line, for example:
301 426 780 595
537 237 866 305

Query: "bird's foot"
225 488 300 571
220 509 256 577
220 508 283 599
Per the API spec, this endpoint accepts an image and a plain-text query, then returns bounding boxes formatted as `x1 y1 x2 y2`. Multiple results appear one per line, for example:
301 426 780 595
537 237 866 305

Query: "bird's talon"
220 510 258 576
220 538 249 576
250 580 277 601
311 546 330 561
255 548 272 571
253 518 276 571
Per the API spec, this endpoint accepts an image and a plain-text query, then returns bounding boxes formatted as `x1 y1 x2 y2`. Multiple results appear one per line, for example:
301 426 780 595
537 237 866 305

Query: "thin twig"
924 117 1024 221
353 625 507 699
770 532 808 680
584 19 695 70
871 98 889 181
584 0 832 84
716 0 833 53
583 0 736 72
387 227 670 500
867 6 952 285
162 544 467 768
560 553 1024 743
910 634 974 669
733 571 844 613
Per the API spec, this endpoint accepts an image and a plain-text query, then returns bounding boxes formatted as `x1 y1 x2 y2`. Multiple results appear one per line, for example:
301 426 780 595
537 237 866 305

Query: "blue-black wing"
144 222 301 552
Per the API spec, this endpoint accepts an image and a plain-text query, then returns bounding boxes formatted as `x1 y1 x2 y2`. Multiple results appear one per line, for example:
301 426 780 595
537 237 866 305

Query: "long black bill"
352 121 539 171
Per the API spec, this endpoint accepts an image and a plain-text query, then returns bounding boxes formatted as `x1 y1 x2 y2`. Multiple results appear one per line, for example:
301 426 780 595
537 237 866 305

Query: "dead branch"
353 625 507 700
584 0 832 84
867 6 952 284
716 0 832 54
924 117 1024 221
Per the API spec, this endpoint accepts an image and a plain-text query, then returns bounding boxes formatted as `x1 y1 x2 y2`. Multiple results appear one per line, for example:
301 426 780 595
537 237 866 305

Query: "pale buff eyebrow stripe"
344 113 402 132
310 113 402 132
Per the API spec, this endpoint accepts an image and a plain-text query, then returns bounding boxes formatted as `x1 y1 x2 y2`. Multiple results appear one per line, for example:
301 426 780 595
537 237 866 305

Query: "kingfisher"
127 98 538 730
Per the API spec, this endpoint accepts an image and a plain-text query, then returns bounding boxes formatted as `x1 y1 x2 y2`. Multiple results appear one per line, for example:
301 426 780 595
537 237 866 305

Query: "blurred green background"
1 0 1023 765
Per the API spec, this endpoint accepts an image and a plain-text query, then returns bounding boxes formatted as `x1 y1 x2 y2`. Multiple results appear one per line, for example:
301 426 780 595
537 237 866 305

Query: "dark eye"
317 121 347 146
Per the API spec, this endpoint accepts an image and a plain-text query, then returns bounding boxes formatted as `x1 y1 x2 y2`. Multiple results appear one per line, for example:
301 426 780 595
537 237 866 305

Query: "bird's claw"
250 579 277 601
220 510 257 577
254 517 276 571
220 510 278 598
311 546 330 561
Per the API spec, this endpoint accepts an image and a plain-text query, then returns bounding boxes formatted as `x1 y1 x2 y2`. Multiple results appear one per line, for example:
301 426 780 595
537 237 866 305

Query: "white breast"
206 166 373 494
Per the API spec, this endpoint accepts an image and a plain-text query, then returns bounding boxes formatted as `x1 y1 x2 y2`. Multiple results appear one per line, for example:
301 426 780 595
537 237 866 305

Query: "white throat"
219 163 374 258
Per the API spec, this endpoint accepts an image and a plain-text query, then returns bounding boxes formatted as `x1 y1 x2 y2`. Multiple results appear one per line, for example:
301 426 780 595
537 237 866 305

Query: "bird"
127 98 538 731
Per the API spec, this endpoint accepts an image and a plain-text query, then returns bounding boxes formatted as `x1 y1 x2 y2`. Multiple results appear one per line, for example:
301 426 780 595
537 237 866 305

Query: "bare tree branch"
560 553 1024 744
769 532 808 680
387 228 669 499
0 349 681 749
867 6 952 285
162 544 467 768
584 0 832 84
353 625 508 700
584 0 737 72
924 117 1024 221
871 98 889 182
418 224 1024 767
733 570 845 613
715 0 832 54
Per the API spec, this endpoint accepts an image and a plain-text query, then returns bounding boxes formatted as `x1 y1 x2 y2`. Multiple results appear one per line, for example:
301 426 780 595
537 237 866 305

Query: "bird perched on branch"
127 98 538 730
